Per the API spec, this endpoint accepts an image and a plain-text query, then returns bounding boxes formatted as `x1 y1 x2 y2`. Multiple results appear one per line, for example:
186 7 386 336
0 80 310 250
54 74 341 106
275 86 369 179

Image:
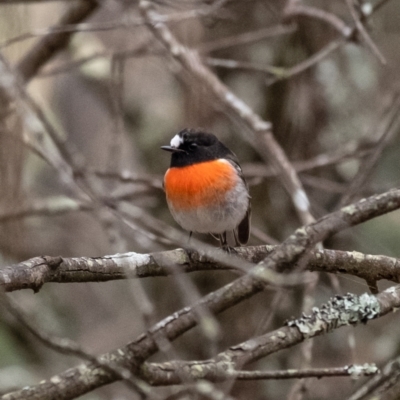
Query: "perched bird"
161 128 250 248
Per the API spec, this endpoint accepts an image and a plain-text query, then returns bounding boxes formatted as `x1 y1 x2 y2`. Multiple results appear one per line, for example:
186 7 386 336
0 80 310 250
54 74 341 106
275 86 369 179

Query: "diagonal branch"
16 0 99 82
139 0 314 225
345 0 386 64
283 3 352 38
0 290 154 398
339 92 400 206
348 355 400 400
140 290 390 385
4 187 400 399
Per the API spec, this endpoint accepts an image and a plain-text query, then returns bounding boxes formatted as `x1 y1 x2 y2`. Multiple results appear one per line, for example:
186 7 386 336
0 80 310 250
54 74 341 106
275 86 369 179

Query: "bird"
161 128 250 248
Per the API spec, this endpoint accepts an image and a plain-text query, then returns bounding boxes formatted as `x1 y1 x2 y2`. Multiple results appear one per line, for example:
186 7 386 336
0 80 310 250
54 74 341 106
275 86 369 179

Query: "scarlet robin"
161 128 250 248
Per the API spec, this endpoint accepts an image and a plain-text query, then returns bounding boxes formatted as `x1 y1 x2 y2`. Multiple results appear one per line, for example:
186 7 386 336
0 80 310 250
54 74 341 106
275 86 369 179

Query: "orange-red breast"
161 128 250 247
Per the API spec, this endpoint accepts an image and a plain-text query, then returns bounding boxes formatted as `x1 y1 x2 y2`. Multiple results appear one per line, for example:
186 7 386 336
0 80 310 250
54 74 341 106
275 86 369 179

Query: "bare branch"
345 0 386 64
0 197 92 222
139 0 315 225
16 0 99 82
348 355 400 400
266 39 342 86
139 291 388 385
198 24 297 53
284 3 352 38
142 357 380 385
339 92 400 206
0 290 154 399
1 245 400 293
243 141 374 179
5 286 396 398
3 188 400 398
0 0 80 3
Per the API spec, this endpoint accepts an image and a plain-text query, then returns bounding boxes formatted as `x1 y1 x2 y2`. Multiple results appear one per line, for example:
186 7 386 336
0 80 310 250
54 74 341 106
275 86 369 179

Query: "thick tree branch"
1 245 400 293
4 188 400 399
140 289 389 385
0 290 154 398
4 287 399 398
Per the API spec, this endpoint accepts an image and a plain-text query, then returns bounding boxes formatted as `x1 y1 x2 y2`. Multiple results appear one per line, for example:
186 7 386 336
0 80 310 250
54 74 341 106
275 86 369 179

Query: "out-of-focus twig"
198 24 297 53
345 0 386 64
0 2 229 50
371 0 393 14
0 52 78 189
243 140 375 178
139 0 314 226
284 3 352 37
300 174 347 194
339 93 400 207
4 187 400 398
138 290 395 386
0 289 156 399
16 0 99 82
206 57 282 75
266 39 342 86
348 356 400 400
206 39 341 87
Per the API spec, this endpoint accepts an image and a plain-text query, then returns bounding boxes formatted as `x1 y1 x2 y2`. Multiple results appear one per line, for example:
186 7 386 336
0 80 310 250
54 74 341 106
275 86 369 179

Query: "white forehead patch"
170 134 183 148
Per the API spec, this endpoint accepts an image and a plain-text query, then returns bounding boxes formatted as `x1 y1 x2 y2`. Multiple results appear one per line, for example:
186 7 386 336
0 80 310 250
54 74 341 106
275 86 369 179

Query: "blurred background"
1 0 400 399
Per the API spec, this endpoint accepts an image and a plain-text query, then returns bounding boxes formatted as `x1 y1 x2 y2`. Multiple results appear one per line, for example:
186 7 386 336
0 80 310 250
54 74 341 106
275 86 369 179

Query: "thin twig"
284 4 352 38
143 363 380 384
16 0 99 82
339 93 400 206
371 0 393 14
266 39 342 86
139 0 314 225
4 188 400 398
345 0 386 64
198 24 297 53
0 290 156 399
348 356 400 400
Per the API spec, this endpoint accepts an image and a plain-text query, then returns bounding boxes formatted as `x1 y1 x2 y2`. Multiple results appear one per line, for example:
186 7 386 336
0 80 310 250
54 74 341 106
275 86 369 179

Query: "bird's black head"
161 129 234 168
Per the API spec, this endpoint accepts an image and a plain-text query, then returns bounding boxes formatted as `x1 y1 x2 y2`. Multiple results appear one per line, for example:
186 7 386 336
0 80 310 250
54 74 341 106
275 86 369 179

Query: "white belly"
168 180 249 234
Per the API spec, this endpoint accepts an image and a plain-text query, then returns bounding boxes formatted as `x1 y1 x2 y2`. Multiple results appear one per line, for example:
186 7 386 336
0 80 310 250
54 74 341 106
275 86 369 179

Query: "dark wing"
225 153 251 245
237 206 251 245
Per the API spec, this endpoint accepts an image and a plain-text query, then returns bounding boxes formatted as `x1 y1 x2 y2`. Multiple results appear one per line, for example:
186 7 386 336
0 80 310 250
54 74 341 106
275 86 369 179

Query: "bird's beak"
161 146 185 153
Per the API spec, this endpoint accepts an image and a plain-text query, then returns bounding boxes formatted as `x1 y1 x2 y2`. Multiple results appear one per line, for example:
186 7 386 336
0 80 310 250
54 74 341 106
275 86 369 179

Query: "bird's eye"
189 143 197 150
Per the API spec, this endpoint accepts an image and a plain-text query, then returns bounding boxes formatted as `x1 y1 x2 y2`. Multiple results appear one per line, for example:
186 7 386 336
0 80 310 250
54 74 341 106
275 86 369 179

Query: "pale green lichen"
342 204 357 215
190 364 206 379
294 227 307 238
351 251 364 262
277 331 286 339
291 245 306 255
347 363 379 379
287 293 380 339
385 286 397 295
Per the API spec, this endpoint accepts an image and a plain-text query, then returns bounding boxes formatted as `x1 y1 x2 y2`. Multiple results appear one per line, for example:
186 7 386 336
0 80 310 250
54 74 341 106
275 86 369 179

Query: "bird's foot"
220 244 237 254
